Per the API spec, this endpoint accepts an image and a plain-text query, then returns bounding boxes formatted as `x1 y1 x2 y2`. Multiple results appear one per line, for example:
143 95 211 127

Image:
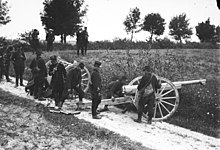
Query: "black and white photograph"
0 0 219 149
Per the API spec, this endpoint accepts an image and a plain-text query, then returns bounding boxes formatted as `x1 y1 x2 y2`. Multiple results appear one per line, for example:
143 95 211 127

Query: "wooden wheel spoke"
161 100 175 107
82 73 87 77
160 102 171 114
161 96 177 100
159 83 168 95
154 103 158 118
82 78 89 81
158 104 163 118
81 82 87 86
161 89 174 97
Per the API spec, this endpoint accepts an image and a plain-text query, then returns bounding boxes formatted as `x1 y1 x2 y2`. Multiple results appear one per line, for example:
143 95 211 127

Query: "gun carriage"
46 57 206 121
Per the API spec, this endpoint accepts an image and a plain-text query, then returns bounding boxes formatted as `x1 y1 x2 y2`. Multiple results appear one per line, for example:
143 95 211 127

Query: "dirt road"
0 78 219 150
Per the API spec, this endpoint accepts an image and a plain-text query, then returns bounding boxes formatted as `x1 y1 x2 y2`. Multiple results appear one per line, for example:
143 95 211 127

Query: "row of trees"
0 1 219 45
123 7 219 45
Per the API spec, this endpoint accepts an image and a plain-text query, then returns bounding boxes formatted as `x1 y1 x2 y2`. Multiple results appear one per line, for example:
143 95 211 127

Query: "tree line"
0 1 219 45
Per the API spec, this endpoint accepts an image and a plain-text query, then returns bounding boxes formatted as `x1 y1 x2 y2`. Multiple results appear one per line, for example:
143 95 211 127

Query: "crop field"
8 48 220 137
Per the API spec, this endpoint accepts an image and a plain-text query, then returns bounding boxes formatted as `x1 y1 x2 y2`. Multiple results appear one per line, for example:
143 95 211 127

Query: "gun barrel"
172 79 206 87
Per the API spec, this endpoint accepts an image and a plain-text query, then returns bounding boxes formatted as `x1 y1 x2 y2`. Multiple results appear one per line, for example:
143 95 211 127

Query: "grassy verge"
0 89 151 150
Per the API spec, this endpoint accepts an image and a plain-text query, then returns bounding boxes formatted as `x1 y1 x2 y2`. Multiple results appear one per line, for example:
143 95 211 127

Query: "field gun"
45 57 206 121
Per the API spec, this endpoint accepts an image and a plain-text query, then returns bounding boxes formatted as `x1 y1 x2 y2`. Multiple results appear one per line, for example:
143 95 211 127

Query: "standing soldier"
46 29 55 52
0 46 3 82
81 27 89 55
3 46 13 82
134 66 161 124
29 29 40 54
76 29 83 56
29 50 47 100
11 44 26 87
48 55 67 110
90 61 102 119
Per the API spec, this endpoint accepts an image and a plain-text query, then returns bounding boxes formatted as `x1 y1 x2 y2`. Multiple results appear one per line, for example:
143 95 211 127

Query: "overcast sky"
0 0 219 42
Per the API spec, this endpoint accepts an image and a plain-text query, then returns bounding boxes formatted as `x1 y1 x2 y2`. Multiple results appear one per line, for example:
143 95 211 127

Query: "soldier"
3 46 13 82
0 47 3 82
134 66 161 124
81 27 89 55
29 50 47 100
90 61 102 119
48 55 67 110
76 29 83 56
66 62 85 103
11 44 26 87
29 29 40 54
46 29 55 52
100 76 127 112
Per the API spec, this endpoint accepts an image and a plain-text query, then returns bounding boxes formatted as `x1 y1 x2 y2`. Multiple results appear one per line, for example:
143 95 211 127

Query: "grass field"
8 48 220 137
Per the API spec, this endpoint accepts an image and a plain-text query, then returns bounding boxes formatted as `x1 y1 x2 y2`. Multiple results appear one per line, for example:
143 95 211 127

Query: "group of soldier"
76 27 89 56
0 42 26 87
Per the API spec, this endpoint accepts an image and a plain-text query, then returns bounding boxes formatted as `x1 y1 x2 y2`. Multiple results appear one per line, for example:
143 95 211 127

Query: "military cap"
94 61 102 67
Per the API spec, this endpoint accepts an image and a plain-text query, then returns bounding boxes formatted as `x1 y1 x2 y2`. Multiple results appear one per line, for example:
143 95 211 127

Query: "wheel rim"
128 76 179 121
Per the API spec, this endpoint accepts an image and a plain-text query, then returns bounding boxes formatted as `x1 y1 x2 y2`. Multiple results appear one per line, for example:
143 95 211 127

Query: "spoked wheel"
128 76 179 121
46 58 91 93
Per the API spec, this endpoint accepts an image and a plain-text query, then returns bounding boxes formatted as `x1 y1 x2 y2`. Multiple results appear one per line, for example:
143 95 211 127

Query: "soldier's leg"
33 78 39 99
5 64 10 81
37 76 45 100
147 96 156 124
74 86 84 102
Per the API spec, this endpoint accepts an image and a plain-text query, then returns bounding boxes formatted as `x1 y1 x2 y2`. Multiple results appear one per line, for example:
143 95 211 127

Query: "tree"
41 0 87 43
169 13 192 44
195 18 216 43
0 0 11 26
123 7 141 42
141 13 165 45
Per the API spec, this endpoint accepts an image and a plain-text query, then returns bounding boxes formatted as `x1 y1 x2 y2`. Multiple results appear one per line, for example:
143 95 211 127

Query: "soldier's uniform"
11 46 26 87
48 55 67 109
29 29 40 54
29 51 47 100
81 27 89 55
66 63 85 102
90 61 102 119
0 48 3 81
134 66 161 124
3 46 13 82
46 29 55 52
76 30 83 56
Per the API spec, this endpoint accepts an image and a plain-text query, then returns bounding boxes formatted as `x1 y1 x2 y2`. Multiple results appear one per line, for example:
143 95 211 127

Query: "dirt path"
0 78 219 150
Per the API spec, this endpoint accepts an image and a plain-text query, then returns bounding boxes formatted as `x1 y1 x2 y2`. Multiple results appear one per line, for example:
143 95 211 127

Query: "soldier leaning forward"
11 45 26 87
29 50 47 100
48 55 67 109
90 61 102 119
3 46 13 82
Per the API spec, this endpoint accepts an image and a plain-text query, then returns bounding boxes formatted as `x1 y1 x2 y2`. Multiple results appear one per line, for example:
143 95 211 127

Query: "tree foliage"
169 13 192 44
142 13 165 44
0 1 11 26
195 18 216 43
40 0 87 43
123 7 141 41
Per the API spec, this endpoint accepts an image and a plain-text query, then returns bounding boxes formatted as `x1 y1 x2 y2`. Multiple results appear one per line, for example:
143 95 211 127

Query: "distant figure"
3 46 13 82
11 44 26 87
134 66 161 124
29 29 40 54
48 55 67 110
90 61 102 119
0 45 4 82
81 27 89 55
76 29 83 56
29 50 47 100
46 29 55 51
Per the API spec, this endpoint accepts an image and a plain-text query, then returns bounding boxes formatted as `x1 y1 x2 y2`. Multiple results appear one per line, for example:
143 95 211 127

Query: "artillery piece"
46 57 206 121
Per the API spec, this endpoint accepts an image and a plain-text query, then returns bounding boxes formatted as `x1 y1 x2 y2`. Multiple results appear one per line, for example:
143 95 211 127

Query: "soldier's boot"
15 78 19 87
20 77 24 86
134 113 142 123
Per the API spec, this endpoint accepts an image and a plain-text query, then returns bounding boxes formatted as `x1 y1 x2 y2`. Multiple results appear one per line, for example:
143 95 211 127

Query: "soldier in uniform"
29 29 40 54
29 50 47 100
90 61 102 119
76 29 83 56
48 55 67 109
100 76 127 112
46 29 55 52
66 62 85 103
3 46 13 82
81 27 89 55
134 66 161 124
11 44 26 87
